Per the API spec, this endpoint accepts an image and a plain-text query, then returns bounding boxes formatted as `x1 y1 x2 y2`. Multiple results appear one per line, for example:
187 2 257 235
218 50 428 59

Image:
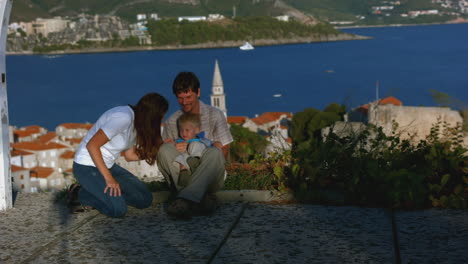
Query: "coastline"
335 18 468 29
6 18 468 56
6 33 370 56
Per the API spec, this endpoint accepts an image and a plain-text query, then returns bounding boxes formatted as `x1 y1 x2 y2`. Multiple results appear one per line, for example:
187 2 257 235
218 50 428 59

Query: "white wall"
0 0 12 211
369 104 463 141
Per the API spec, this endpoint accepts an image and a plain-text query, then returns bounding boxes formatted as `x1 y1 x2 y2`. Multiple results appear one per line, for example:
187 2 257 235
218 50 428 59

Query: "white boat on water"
239 42 254 50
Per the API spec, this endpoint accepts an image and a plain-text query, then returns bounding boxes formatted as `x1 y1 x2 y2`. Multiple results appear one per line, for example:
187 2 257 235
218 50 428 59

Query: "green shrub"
289 118 467 209
225 151 293 191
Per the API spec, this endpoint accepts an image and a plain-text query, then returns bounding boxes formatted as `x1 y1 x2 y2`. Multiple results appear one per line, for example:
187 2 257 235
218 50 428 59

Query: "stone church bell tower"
210 59 227 117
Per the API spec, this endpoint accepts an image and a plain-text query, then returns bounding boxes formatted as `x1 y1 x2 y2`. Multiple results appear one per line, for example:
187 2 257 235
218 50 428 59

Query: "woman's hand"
87 129 122 197
104 177 122 197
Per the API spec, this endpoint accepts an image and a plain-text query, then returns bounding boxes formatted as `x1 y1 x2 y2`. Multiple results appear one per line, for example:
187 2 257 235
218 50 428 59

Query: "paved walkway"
0 192 467 263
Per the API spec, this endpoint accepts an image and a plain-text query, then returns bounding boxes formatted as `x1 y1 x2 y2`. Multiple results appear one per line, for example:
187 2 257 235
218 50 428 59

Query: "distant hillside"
11 0 287 22
10 0 464 25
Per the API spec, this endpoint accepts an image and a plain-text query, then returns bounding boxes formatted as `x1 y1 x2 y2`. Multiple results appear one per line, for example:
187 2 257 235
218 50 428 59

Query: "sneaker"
178 169 191 187
186 157 201 172
70 204 94 214
167 198 192 219
67 183 81 206
193 193 218 215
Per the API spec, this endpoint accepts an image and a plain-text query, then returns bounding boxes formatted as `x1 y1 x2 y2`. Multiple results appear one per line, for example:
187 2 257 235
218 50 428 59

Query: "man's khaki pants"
157 143 225 203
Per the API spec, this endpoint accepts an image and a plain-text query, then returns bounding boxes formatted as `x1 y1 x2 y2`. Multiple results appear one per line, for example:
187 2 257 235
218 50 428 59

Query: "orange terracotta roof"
30 166 54 178
356 96 402 114
227 116 248 125
58 123 93 130
36 132 57 144
11 149 34 156
23 125 43 132
251 112 292 125
11 165 28 172
379 96 402 106
66 168 73 173
12 142 68 151
60 150 75 159
14 125 47 138
66 138 83 144
356 105 369 114
286 137 292 144
14 130 36 138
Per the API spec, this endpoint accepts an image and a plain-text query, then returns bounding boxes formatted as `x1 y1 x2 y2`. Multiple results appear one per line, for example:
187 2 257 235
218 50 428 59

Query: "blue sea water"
6 23 468 130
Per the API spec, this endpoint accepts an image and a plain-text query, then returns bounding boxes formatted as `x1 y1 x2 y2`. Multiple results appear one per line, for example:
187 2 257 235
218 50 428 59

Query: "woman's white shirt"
74 106 135 168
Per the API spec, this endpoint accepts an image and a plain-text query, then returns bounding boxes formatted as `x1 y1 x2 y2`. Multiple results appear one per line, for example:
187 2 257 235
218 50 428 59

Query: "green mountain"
10 0 463 24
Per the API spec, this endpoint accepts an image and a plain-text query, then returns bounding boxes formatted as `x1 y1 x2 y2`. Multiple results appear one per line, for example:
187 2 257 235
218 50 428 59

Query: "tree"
229 124 268 163
429 89 466 110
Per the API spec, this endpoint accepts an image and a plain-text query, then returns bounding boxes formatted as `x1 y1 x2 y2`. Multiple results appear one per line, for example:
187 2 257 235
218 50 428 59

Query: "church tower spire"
211 59 227 116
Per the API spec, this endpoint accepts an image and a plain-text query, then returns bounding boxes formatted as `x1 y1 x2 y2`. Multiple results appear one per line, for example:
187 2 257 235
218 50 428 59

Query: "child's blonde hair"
177 113 201 128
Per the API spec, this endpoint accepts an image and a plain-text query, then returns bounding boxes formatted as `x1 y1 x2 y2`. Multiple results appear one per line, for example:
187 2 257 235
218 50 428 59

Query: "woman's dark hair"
172 72 200 95
131 93 168 165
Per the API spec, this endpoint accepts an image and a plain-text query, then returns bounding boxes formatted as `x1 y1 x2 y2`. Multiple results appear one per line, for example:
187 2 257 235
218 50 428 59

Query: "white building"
178 16 206 22
13 125 47 142
208 14 224 21
11 149 36 168
275 15 289 22
24 17 69 36
30 166 64 192
12 141 70 169
243 112 293 134
59 150 75 173
56 123 93 139
242 112 293 154
116 156 164 182
11 165 34 193
137 14 147 21
8 22 25 35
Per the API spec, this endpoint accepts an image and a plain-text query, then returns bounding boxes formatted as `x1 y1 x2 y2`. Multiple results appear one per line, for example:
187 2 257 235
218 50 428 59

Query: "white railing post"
0 0 13 211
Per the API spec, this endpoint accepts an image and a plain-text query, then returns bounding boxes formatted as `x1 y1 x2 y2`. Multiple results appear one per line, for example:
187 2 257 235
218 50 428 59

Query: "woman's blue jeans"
73 162 153 218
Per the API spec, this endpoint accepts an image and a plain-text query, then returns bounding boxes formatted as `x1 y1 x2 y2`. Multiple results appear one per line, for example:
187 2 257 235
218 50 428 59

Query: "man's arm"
221 143 230 160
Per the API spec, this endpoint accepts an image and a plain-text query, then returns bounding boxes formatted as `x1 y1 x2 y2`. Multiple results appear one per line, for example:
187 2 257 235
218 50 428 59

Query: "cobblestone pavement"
0 193 467 263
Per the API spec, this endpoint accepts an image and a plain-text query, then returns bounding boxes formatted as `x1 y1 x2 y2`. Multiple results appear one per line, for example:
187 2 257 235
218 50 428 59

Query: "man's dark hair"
172 72 200 95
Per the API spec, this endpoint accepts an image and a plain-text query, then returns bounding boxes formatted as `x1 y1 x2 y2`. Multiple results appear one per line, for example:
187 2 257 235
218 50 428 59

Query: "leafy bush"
229 124 269 163
225 151 293 191
289 117 467 209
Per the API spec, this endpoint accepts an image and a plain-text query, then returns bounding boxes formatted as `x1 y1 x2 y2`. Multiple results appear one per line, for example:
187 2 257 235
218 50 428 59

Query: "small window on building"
20 174 24 180
21 184 24 189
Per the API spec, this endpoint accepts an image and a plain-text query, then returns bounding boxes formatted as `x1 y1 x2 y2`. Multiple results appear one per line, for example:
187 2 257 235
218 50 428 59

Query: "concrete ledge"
215 190 294 203
152 190 295 203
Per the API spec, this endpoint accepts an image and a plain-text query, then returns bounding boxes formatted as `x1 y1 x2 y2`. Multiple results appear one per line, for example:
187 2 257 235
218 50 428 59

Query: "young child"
174 113 212 186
